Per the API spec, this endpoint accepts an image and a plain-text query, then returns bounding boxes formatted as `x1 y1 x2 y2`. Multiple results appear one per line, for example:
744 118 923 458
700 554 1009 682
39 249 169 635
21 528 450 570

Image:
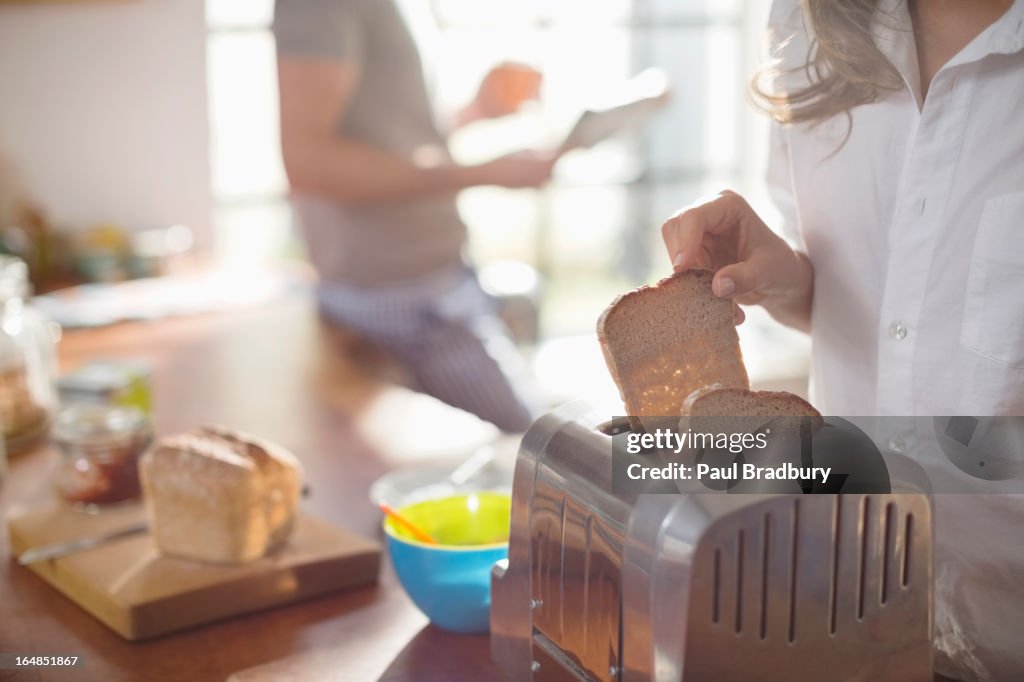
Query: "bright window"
205 0 778 339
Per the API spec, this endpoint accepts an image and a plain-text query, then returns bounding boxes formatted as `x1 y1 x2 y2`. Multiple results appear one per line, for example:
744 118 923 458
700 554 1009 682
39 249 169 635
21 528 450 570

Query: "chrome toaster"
491 402 933 681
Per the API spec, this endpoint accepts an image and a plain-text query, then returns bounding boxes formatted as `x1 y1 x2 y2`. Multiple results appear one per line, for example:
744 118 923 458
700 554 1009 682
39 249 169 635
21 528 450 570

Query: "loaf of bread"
682 384 824 435
139 426 304 564
597 270 749 431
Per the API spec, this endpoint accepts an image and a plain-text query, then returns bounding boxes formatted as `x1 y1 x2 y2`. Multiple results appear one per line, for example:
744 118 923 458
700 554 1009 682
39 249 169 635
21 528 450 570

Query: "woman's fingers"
734 304 746 326
662 190 747 272
660 190 773 307
658 191 806 324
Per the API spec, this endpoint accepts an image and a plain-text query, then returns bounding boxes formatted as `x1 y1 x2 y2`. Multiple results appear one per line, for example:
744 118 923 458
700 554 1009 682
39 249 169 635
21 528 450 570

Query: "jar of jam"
54 405 152 508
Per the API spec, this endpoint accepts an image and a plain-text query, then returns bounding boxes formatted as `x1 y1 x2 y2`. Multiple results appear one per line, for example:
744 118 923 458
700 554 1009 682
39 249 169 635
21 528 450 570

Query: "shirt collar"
872 0 921 105
872 0 1024 104
944 0 1024 67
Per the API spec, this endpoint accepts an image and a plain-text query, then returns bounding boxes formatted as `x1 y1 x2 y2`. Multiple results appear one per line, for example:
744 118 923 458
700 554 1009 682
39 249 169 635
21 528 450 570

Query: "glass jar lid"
0 255 29 301
54 404 149 448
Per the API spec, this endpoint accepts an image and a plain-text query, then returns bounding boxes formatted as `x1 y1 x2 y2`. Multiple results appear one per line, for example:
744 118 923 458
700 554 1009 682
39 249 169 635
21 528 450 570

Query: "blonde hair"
750 0 904 124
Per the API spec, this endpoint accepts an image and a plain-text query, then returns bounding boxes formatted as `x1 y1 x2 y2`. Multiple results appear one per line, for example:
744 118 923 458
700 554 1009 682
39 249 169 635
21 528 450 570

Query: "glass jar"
54 405 152 509
0 256 58 454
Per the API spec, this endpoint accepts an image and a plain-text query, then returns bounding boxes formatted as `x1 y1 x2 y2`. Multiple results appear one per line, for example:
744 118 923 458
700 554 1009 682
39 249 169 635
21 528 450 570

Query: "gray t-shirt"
274 0 467 286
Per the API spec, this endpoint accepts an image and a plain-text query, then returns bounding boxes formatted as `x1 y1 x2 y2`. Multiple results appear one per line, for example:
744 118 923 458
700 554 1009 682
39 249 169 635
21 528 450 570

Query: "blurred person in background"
274 0 554 433
662 0 1023 679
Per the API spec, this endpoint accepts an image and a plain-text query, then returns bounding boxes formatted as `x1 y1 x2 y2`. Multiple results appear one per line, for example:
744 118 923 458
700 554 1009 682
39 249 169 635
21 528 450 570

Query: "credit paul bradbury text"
625 461 832 483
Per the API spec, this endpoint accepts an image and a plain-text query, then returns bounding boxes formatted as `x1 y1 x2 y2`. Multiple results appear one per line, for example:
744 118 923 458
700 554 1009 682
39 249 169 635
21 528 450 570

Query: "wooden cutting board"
7 503 380 640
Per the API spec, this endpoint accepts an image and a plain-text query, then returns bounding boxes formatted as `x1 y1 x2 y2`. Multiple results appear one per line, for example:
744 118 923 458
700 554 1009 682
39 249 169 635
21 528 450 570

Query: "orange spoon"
379 501 438 545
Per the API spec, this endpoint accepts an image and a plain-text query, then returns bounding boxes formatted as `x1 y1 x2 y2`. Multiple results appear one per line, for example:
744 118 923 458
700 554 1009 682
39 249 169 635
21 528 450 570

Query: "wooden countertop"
0 297 507 682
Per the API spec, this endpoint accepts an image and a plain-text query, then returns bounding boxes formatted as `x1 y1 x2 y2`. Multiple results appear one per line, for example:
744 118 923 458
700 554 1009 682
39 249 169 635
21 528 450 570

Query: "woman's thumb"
712 262 759 299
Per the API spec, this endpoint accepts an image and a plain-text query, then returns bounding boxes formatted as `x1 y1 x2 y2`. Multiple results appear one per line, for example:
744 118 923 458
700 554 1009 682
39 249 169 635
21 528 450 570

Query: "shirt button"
889 321 908 341
888 438 905 454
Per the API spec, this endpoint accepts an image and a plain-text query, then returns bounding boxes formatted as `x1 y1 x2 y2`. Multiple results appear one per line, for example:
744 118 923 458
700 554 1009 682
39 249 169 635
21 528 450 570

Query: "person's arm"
661 189 814 332
277 57 555 204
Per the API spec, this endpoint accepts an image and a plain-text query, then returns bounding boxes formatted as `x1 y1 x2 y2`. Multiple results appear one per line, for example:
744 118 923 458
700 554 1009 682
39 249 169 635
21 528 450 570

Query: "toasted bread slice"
598 270 748 431
681 384 824 435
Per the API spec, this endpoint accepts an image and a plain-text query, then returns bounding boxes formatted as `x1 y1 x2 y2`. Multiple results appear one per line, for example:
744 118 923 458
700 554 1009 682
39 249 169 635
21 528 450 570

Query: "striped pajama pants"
316 267 541 433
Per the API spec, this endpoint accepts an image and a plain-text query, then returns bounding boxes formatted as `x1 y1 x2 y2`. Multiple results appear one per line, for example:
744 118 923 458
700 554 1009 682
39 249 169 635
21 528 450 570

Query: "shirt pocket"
961 192 1024 368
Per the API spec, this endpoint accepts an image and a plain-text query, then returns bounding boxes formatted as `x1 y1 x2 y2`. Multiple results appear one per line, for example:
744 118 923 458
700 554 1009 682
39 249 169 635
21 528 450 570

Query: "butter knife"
18 522 150 565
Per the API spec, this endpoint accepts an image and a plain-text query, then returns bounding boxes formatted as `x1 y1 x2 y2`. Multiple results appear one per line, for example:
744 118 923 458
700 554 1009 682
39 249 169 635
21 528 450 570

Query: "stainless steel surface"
491 402 934 682
622 494 932 682
17 521 150 565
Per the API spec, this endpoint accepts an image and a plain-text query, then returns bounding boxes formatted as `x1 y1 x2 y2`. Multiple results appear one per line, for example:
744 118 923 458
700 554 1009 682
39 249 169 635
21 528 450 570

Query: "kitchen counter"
1 296 505 682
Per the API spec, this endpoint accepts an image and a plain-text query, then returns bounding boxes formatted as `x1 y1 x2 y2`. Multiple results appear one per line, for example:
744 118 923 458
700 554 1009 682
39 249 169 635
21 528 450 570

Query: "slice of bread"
598 270 749 431
681 384 824 435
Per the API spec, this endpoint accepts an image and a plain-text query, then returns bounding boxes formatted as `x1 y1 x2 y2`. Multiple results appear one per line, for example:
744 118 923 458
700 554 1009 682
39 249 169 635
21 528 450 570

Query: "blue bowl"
384 492 510 634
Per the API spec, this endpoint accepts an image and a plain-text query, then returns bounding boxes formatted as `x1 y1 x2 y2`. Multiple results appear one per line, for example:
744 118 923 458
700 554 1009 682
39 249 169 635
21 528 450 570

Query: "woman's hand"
661 189 814 331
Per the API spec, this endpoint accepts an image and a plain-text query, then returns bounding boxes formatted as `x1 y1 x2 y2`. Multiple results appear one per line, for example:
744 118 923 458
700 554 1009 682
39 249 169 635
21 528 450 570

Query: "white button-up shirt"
765 2 1024 680
768 0 1024 418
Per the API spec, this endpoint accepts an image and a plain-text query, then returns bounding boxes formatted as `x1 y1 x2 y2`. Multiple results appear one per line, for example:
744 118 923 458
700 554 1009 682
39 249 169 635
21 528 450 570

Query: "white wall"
0 0 211 239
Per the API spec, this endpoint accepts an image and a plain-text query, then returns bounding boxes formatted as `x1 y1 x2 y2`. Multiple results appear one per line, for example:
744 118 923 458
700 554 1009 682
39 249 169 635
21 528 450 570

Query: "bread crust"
682 386 821 417
681 385 825 436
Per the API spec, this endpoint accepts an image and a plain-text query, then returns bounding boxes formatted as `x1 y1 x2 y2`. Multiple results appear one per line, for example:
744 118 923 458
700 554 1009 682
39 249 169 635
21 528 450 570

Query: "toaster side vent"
856 493 872 622
857 496 871 621
881 502 895 605
543 523 553 612
788 498 799 643
829 495 842 635
559 497 568 636
582 513 593 645
673 494 933 681
735 528 745 634
759 514 771 640
712 547 721 625
902 513 914 587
